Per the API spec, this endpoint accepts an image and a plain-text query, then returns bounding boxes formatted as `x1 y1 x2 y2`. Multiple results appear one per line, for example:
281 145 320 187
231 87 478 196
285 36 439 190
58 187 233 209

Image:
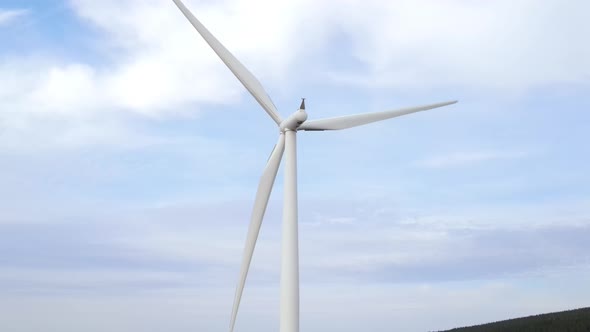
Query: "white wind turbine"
171 1 457 331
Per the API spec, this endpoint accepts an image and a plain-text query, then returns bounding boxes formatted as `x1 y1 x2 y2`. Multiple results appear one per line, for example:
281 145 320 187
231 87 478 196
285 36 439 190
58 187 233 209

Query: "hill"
435 307 590 332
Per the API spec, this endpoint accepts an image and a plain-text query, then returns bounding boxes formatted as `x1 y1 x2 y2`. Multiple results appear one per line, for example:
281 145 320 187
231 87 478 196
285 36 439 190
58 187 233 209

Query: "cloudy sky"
1 0 589 331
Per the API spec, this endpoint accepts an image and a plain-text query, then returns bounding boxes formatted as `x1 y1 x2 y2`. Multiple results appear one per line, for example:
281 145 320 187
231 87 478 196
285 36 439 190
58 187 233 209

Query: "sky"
0 0 589 331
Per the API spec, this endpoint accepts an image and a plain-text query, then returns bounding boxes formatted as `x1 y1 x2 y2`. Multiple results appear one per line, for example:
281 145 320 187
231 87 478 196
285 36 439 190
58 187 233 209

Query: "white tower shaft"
280 130 300 332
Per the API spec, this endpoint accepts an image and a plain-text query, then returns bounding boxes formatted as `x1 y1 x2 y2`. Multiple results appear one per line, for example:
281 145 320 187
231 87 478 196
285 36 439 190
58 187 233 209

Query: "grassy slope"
436 307 590 332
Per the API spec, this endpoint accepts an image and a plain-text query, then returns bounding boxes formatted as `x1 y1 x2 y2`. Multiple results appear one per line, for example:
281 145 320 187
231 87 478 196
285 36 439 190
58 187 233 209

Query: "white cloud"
58 197 586 283
0 9 28 25
31 64 100 113
1 0 589 150
57 0 312 116
6 0 589 118
0 267 186 289
324 0 590 91
415 150 529 169
0 0 316 149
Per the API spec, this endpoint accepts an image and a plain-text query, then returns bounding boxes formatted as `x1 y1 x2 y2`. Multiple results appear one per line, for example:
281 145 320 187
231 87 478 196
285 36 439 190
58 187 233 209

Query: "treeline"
435 307 590 332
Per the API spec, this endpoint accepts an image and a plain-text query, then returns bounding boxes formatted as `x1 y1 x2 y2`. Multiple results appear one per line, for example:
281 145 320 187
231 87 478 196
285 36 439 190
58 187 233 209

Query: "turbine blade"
298 100 458 131
229 134 286 332
171 0 283 125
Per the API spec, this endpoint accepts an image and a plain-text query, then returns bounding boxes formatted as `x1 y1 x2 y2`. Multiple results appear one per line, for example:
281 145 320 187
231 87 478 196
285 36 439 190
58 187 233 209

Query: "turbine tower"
171 1 457 331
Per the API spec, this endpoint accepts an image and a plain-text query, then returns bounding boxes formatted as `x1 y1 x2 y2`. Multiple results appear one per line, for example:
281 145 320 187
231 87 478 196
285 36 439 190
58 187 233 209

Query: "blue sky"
1 0 589 331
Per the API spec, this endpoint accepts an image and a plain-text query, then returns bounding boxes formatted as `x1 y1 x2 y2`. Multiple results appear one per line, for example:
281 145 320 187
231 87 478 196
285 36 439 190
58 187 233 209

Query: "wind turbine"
171 1 457 331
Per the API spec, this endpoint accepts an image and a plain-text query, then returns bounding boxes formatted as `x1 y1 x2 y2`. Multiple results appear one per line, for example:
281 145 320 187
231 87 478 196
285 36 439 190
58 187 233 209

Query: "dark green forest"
435 307 590 332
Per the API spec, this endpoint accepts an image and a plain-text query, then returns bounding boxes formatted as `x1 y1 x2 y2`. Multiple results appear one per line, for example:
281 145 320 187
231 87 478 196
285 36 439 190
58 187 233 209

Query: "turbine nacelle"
279 106 308 132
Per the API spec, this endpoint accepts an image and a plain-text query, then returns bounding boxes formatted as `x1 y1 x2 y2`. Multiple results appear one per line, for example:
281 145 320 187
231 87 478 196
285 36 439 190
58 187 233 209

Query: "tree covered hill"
436 307 590 332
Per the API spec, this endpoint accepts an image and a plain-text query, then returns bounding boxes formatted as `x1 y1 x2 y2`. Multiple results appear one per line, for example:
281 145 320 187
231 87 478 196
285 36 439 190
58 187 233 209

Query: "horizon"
1 1 589 331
